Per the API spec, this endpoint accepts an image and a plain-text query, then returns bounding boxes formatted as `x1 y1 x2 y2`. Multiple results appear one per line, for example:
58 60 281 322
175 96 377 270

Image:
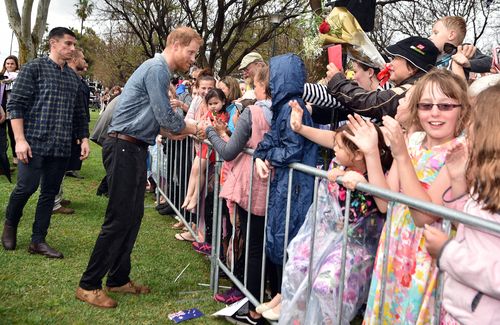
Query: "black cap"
386 36 439 73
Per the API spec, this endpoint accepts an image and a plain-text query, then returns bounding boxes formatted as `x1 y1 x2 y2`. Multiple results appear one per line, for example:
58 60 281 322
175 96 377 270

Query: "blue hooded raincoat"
254 54 318 265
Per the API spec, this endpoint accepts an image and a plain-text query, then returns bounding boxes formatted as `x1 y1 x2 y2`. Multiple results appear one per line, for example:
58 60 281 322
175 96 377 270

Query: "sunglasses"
443 43 457 55
417 103 462 111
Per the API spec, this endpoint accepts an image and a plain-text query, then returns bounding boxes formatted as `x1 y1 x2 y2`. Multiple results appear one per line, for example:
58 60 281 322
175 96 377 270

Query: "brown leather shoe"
60 199 72 207
76 287 117 308
107 281 151 294
28 242 64 258
2 223 17 250
53 206 75 214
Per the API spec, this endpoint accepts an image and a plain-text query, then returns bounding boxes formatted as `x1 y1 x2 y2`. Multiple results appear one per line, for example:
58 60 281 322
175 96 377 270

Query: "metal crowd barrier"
153 136 500 325
152 135 216 244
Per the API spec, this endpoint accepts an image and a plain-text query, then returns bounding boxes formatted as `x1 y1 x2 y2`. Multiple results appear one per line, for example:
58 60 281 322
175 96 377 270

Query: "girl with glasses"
343 69 471 324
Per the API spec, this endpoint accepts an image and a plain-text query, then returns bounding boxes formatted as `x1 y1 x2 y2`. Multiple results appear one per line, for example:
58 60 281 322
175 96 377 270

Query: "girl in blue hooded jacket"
254 54 318 312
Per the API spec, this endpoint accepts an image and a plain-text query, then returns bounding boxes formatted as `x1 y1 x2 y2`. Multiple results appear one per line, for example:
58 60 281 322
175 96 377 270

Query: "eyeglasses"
417 103 462 111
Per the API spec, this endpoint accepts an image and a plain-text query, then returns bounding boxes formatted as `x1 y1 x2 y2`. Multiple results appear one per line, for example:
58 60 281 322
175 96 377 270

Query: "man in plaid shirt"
1 27 90 258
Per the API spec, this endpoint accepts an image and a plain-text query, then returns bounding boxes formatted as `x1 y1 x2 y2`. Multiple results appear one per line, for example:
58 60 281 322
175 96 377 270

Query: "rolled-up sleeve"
145 66 185 133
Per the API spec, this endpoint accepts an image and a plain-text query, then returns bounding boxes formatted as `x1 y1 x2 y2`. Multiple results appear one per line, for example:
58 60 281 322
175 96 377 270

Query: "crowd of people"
1 14 500 325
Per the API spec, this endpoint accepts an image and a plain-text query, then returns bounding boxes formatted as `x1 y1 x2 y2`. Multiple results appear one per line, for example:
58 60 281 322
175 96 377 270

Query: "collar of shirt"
154 53 169 70
45 56 70 71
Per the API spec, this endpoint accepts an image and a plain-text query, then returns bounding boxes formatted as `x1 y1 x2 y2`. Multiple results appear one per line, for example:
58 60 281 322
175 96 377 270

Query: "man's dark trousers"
79 136 147 289
5 155 68 243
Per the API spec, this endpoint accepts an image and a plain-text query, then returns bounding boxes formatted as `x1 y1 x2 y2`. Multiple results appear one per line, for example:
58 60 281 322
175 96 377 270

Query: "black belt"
108 132 148 147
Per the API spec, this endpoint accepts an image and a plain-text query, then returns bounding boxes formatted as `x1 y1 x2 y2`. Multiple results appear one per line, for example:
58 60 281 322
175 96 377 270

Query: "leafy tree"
368 0 499 50
99 0 308 75
4 0 51 64
74 0 95 34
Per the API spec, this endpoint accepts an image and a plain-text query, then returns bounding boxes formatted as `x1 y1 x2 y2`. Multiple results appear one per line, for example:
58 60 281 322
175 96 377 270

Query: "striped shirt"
7 57 89 157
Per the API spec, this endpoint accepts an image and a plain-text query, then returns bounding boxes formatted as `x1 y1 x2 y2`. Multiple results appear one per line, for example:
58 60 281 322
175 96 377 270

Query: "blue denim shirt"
109 53 186 144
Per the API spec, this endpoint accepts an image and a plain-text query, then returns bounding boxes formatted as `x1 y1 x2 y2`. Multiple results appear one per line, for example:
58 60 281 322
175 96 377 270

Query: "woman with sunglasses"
343 69 471 324
325 36 439 123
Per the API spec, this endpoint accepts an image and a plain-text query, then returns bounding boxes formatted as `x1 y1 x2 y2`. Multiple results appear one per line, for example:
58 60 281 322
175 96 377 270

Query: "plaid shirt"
7 57 89 157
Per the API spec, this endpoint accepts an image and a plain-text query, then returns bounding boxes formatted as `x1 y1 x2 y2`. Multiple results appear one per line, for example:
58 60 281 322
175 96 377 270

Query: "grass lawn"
0 111 229 324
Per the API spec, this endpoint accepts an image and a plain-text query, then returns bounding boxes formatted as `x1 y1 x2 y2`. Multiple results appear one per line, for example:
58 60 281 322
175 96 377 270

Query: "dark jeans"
0 121 9 175
66 140 82 171
236 205 265 311
267 258 283 296
5 155 68 243
79 137 147 290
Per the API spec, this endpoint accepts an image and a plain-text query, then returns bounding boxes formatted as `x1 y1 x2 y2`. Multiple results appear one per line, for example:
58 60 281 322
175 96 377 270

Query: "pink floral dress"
363 132 464 325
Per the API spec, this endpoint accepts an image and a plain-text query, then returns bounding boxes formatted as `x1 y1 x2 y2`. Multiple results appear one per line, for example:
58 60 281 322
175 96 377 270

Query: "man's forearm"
10 118 26 141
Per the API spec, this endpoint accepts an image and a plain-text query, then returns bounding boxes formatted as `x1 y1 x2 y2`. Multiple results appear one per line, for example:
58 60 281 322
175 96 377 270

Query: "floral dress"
363 132 464 325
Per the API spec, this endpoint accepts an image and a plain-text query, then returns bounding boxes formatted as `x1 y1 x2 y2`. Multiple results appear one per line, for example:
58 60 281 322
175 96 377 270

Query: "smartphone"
493 46 500 71
327 44 343 71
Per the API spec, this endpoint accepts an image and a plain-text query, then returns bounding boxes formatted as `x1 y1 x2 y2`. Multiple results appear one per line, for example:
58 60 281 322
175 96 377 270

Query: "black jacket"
326 73 422 121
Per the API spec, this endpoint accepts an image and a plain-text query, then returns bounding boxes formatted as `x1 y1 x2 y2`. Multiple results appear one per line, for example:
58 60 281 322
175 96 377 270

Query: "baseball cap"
239 52 264 70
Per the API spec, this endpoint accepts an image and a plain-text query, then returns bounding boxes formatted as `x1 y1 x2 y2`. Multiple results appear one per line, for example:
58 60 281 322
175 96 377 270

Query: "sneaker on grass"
214 287 244 304
192 242 212 255
225 313 266 325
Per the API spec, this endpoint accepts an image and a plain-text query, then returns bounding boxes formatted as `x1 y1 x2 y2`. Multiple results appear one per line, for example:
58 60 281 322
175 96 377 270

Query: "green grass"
0 111 228 325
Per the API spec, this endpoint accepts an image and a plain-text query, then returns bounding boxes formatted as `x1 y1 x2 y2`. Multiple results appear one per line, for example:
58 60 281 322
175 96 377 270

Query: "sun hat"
385 36 439 72
239 52 264 70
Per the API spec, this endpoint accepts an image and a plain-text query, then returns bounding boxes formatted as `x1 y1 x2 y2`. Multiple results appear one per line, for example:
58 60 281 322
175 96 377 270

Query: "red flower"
319 20 331 34
401 273 412 287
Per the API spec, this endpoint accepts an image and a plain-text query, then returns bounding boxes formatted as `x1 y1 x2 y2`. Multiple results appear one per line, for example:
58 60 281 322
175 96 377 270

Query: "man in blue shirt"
76 26 203 308
1 27 90 258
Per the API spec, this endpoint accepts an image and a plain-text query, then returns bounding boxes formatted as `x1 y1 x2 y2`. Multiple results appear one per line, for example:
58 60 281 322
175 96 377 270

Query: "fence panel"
154 138 500 324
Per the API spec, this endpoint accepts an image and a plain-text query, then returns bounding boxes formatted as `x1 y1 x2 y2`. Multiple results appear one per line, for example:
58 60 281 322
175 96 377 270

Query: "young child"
174 74 216 242
424 83 500 325
429 16 492 78
253 54 318 318
277 101 392 324
181 88 229 211
347 69 471 324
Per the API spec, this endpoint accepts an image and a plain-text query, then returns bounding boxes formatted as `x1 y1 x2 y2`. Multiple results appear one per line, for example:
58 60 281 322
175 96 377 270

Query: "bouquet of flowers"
303 6 385 69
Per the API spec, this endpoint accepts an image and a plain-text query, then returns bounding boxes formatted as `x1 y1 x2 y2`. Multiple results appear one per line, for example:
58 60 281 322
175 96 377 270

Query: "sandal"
175 232 195 242
171 221 184 230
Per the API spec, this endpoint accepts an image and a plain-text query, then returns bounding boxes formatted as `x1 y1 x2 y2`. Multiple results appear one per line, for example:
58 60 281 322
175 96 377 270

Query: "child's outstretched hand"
327 167 346 184
423 224 449 259
344 114 379 155
382 115 407 160
342 171 367 190
289 100 303 132
445 142 468 182
213 118 228 136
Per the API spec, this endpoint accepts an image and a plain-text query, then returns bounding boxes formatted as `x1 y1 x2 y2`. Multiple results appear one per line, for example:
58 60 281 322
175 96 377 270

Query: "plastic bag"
280 179 344 324
280 179 383 324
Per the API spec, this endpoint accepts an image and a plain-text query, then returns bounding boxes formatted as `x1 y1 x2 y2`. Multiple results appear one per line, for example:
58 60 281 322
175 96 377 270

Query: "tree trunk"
4 0 51 64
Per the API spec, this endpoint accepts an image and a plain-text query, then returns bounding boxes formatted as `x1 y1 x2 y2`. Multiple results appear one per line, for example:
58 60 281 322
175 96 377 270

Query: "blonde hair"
166 26 203 47
254 66 271 98
438 16 467 45
408 69 471 137
466 83 500 213
219 76 242 102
